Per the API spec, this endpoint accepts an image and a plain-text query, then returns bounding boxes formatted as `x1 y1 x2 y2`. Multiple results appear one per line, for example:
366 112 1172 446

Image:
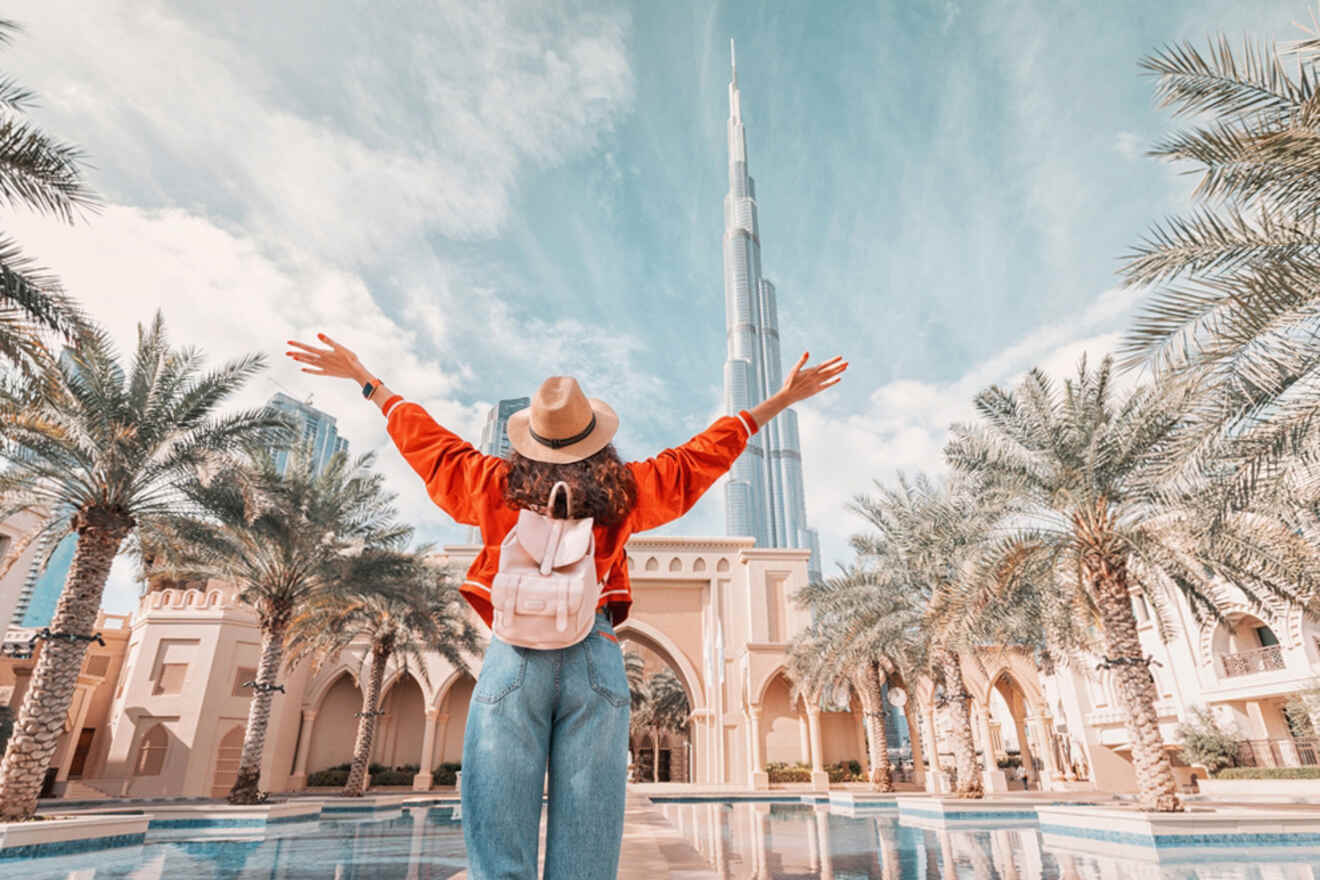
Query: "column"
906 701 926 788
806 706 829 790
289 710 317 789
798 712 811 764
412 708 440 791
1027 714 1059 785
1013 715 1037 788
977 704 1008 793
748 705 768 788
922 708 945 793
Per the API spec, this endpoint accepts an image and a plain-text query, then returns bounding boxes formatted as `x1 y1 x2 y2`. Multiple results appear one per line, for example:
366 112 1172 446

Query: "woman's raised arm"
284 333 500 525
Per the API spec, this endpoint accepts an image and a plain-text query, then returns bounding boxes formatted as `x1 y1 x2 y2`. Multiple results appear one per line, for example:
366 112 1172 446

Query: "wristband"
381 394 403 416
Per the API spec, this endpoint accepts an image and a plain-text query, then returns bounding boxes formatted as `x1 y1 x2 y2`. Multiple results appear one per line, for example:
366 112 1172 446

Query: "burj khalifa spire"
721 39 822 584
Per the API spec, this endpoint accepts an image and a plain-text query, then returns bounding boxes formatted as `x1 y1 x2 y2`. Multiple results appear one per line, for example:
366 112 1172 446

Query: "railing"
1236 737 1320 768
1219 645 1285 677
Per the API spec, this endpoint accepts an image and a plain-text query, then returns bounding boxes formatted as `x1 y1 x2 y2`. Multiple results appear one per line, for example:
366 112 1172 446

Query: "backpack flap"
514 508 594 569
492 572 585 632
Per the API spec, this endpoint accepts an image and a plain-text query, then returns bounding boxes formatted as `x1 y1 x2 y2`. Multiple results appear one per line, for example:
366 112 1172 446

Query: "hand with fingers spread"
284 333 399 412
285 333 373 385
748 351 848 429
779 352 847 405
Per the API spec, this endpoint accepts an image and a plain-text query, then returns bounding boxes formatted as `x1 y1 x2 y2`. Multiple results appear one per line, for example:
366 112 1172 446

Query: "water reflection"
654 801 1320 880
16 806 467 880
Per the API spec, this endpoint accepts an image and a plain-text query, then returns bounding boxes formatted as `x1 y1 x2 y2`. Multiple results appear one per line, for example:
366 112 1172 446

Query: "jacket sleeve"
626 410 759 533
385 401 505 526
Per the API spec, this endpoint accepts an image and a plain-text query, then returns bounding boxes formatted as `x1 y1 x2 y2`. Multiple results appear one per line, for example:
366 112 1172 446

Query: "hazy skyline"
4 0 1310 611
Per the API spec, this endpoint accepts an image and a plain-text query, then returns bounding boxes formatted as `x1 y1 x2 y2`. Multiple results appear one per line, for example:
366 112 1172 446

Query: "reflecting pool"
9 799 1320 879
11 805 467 880
654 800 1320 880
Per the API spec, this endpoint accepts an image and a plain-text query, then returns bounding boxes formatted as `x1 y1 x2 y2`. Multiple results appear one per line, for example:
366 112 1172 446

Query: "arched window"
211 726 245 798
134 723 168 776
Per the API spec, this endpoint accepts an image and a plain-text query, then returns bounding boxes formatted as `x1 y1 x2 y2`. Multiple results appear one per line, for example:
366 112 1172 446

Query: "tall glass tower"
265 392 350 476
722 40 822 584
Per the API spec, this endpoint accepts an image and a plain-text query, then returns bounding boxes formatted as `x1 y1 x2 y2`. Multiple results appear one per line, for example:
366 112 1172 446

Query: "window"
134 723 168 776
232 667 257 698
1255 626 1279 648
153 663 188 695
1133 595 1150 624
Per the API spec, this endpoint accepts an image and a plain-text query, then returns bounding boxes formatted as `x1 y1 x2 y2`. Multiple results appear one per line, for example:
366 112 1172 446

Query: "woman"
285 333 846 879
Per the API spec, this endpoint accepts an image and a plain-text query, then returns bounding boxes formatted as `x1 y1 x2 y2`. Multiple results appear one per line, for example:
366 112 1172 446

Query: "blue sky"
6 0 1310 612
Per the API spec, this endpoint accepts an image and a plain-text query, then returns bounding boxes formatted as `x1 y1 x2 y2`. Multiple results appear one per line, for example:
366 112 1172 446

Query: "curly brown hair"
502 444 638 527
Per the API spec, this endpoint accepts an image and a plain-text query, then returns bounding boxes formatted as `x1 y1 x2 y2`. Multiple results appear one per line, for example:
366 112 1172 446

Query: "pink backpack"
490 481 602 649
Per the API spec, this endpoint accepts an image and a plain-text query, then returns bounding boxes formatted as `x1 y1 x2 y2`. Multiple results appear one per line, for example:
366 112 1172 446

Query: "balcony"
1237 737 1320 768
1219 644 1285 678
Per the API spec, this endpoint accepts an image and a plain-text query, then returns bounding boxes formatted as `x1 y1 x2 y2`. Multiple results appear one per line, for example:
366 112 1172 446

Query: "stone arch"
303 660 361 711
987 670 1041 787
374 671 426 769
614 617 704 709
693 558 707 573
209 725 245 797
133 723 168 776
668 557 683 573
754 664 796 708
757 670 804 766
206 590 222 607
716 558 730 573
306 671 362 774
644 556 659 572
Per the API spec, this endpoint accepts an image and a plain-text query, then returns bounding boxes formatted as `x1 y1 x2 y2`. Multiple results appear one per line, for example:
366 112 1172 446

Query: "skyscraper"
265 392 350 476
721 40 822 584
466 397 530 543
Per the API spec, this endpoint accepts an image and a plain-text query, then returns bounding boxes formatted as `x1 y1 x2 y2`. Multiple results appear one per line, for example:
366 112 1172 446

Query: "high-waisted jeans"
461 609 631 879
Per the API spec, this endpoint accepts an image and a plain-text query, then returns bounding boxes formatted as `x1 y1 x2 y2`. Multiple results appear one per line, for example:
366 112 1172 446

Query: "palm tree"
637 670 689 782
0 314 275 820
847 474 999 798
142 440 412 804
788 575 926 792
945 356 1315 811
0 19 95 379
1119 33 1320 501
284 554 481 796
623 649 650 713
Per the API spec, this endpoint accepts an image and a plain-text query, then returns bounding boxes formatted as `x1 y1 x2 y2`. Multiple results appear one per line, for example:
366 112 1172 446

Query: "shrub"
432 762 462 786
997 756 1022 770
825 761 863 783
370 769 415 786
368 762 388 775
1176 706 1244 775
396 764 420 774
307 769 349 787
1214 766 1320 780
765 761 812 783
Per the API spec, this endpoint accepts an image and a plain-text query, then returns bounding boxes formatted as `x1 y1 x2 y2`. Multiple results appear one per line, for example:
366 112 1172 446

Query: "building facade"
264 392 350 476
2 536 884 798
720 41 822 584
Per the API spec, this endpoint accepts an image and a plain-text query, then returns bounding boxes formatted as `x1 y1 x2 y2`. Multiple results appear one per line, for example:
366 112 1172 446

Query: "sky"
5 0 1313 613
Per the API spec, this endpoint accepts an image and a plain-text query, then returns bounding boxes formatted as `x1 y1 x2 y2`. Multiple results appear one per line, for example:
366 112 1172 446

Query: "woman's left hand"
779 352 847 405
285 333 372 384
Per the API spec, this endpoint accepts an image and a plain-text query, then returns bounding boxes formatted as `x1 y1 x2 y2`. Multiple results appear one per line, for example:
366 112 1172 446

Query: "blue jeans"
462 609 631 879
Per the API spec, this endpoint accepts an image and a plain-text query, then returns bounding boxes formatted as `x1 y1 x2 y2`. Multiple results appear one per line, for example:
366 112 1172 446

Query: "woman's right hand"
778 352 847 405
285 333 373 385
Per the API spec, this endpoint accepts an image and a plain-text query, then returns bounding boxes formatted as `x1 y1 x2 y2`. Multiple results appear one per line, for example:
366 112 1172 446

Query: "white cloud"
797 287 1144 580
6 1 635 265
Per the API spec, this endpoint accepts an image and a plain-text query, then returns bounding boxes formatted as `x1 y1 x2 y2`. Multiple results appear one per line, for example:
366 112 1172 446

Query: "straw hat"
506 376 619 464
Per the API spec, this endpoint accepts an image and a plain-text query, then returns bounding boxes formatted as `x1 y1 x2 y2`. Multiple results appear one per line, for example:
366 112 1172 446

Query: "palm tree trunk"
652 726 660 782
1089 557 1182 812
344 645 389 797
0 517 129 821
228 613 289 805
861 664 893 791
940 650 983 799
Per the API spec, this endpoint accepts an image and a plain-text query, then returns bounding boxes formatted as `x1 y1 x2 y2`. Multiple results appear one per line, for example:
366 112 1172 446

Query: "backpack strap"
540 481 573 576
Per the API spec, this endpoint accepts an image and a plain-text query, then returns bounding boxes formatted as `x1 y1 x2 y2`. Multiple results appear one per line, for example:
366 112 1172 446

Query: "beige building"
2 536 882 798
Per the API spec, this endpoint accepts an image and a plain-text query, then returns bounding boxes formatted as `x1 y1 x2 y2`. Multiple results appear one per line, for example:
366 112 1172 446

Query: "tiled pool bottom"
11 806 467 880
654 800 1320 879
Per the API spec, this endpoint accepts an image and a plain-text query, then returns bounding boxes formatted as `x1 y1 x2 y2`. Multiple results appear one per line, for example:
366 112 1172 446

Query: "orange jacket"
384 402 760 628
